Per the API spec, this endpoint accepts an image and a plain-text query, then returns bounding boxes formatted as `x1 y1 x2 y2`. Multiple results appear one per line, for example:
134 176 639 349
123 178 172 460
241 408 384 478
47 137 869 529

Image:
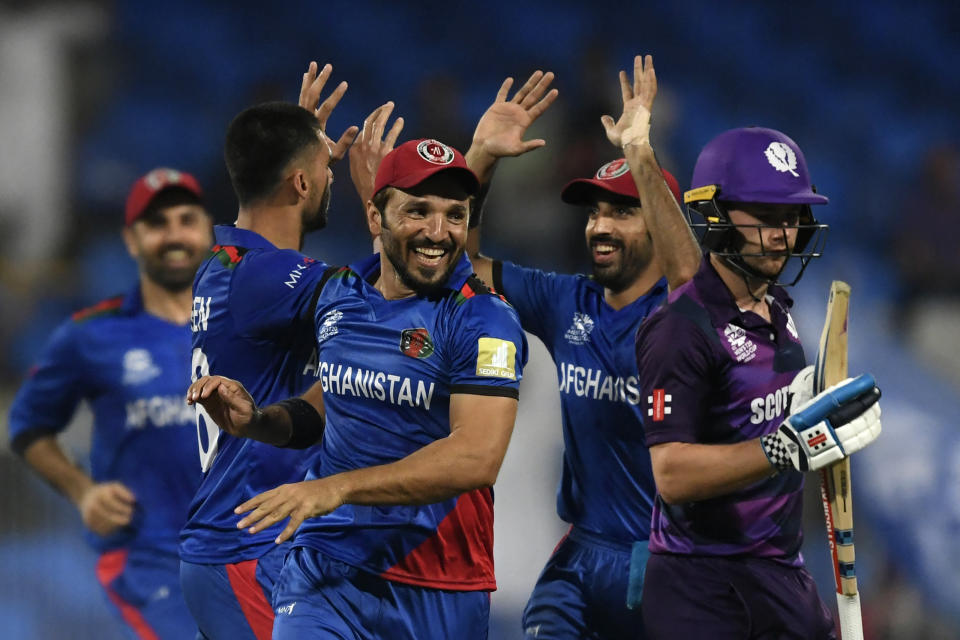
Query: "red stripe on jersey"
652 388 666 422
95 550 161 640
72 296 124 322
225 559 274 640
381 488 496 591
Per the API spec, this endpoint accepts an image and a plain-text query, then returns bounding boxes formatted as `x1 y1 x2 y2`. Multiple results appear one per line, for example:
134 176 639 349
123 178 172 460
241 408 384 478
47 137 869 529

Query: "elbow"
650 445 696 505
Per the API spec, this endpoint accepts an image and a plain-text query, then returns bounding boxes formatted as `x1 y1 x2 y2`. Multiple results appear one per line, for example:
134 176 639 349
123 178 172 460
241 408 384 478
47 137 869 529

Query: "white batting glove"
761 374 881 472
788 365 815 412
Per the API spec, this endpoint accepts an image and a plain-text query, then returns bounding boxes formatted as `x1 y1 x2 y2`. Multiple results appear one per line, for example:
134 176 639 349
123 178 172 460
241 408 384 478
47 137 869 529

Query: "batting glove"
761 374 881 472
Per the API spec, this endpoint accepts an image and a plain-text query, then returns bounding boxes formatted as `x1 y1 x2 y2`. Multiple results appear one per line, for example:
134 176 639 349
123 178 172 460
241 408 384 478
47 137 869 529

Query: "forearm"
334 428 504 507
624 143 701 288
650 439 776 504
250 395 325 448
22 436 94 506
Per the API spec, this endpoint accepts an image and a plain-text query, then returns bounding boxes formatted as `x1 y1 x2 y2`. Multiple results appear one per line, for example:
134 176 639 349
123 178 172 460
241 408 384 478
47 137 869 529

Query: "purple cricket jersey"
635 256 807 565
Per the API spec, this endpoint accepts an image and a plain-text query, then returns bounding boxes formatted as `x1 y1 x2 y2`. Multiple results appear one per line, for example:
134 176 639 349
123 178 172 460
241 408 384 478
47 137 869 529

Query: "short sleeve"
230 250 331 336
447 295 528 399
493 260 573 342
635 307 715 447
8 320 86 453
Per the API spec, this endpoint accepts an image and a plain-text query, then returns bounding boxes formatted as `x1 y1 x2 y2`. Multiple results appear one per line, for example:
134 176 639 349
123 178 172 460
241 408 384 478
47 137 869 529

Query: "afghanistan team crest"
595 158 630 180
417 139 455 165
400 328 435 358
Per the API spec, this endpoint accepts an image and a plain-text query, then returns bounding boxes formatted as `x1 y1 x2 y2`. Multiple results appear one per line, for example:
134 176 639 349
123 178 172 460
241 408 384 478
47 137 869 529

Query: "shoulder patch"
210 244 250 270
455 274 507 306
71 295 124 323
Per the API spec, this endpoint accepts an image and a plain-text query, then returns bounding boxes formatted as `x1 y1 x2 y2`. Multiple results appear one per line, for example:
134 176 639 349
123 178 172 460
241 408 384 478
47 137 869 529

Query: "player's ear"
366 199 382 236
121 225 140 260
290 169 309 201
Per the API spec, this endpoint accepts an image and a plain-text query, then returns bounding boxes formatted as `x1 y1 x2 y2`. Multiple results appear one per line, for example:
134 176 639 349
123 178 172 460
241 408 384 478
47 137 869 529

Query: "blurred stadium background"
1 1 959 637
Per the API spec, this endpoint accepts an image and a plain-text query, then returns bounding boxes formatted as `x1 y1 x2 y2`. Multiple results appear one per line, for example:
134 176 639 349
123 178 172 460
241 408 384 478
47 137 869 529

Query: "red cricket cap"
561 158 681 206
373 139 479 198
125 168 204 226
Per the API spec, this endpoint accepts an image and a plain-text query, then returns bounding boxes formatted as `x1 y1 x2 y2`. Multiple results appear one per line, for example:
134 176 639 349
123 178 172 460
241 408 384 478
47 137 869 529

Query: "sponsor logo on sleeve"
647 388 671 422
476 337 517 379
400 328 435 359
317 309 343 344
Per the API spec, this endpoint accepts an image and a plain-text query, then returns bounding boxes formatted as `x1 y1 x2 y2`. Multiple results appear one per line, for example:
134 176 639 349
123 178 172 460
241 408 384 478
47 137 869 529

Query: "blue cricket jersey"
180 225 331 564
293 253 528 591
8 286 200 554
492 260 667 544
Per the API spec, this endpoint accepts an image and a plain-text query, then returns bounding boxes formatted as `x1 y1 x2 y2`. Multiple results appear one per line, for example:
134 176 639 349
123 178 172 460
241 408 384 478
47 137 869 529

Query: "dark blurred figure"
894 144 960 385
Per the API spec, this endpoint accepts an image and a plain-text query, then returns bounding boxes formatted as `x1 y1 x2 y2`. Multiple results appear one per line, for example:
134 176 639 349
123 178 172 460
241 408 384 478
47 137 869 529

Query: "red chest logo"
400 328 435 359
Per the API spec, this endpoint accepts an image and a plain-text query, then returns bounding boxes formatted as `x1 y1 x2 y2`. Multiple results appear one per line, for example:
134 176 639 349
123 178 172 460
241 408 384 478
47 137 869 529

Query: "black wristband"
275 398 325 449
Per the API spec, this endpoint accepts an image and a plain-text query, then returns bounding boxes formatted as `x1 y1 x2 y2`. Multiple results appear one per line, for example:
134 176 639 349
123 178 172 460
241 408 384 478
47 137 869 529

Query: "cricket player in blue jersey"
179 63 363 640
8 168 212 639
635 127 882 639
188 137 528 639
463 56 701 638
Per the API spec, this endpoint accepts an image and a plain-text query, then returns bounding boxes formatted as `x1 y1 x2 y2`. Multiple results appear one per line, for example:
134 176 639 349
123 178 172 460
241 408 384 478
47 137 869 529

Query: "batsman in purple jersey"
465 57 701 639
636 127 882 639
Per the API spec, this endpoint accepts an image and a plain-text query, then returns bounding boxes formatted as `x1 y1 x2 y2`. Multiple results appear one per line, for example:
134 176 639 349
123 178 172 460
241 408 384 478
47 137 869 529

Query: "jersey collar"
693 255 793 329
212 224 279 251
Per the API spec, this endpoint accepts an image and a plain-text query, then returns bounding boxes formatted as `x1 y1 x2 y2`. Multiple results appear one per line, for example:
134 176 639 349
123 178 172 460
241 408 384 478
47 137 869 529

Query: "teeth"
594 244 617 254
164 249 189 259
415 247 444 257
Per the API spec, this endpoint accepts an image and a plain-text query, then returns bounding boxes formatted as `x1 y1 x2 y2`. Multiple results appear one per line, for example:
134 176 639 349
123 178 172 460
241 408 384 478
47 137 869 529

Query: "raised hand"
235 478 343 543
79 481 135 536
298 61 360 163
470 70 558 162
350 101 405 205
187 375 257 438
601 54 656 149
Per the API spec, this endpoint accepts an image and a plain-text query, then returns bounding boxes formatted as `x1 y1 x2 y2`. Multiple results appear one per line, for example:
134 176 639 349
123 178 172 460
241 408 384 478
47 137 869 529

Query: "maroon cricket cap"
125 168 204 226
373 139 479 198
561 158 681 206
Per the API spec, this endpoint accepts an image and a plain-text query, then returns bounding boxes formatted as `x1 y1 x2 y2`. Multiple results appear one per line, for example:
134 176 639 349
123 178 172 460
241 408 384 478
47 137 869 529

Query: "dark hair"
224 102 322 205
139 188 205 222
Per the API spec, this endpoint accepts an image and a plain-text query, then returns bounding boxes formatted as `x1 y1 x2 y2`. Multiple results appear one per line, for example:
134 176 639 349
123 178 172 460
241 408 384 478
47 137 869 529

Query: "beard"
589 233 654 293
302 185 332 233
140 244 205 293
381 225 462 297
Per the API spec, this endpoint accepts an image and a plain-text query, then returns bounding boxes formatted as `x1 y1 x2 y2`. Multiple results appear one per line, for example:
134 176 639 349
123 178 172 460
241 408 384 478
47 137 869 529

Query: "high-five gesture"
298 61 360 163
601 54 656 149
350 101 405 206
466 70 558 180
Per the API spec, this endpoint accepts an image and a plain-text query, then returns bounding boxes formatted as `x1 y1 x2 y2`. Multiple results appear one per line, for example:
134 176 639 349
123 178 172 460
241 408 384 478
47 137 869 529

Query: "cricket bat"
814 281 864 640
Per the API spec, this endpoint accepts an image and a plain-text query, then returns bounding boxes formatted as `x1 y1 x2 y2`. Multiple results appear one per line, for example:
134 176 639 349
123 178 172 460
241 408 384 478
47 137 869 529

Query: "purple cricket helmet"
690 127 828 205
684 126 829 287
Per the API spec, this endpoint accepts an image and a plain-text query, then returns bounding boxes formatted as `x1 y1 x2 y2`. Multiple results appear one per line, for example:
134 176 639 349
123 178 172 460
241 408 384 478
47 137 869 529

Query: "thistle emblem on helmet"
764 142 799 177
416 139 455 165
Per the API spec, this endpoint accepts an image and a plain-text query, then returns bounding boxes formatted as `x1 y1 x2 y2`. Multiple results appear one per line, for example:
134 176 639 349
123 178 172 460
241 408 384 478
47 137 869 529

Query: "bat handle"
836 593 864 640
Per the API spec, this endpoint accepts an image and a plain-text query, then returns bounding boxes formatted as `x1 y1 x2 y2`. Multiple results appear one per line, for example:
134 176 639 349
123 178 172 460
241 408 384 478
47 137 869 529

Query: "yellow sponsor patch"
683 184 718 203
476 337 517 380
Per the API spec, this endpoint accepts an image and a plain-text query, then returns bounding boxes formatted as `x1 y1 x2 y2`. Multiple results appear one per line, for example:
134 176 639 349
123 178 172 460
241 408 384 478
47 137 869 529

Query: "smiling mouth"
413 246 447 267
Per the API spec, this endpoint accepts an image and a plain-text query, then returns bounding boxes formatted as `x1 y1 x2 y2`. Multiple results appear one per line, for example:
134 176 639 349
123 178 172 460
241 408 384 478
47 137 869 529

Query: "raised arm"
349 101 405 252
234 393 519 543
464 70 558 286
601 54 701 290
298 61 359 163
